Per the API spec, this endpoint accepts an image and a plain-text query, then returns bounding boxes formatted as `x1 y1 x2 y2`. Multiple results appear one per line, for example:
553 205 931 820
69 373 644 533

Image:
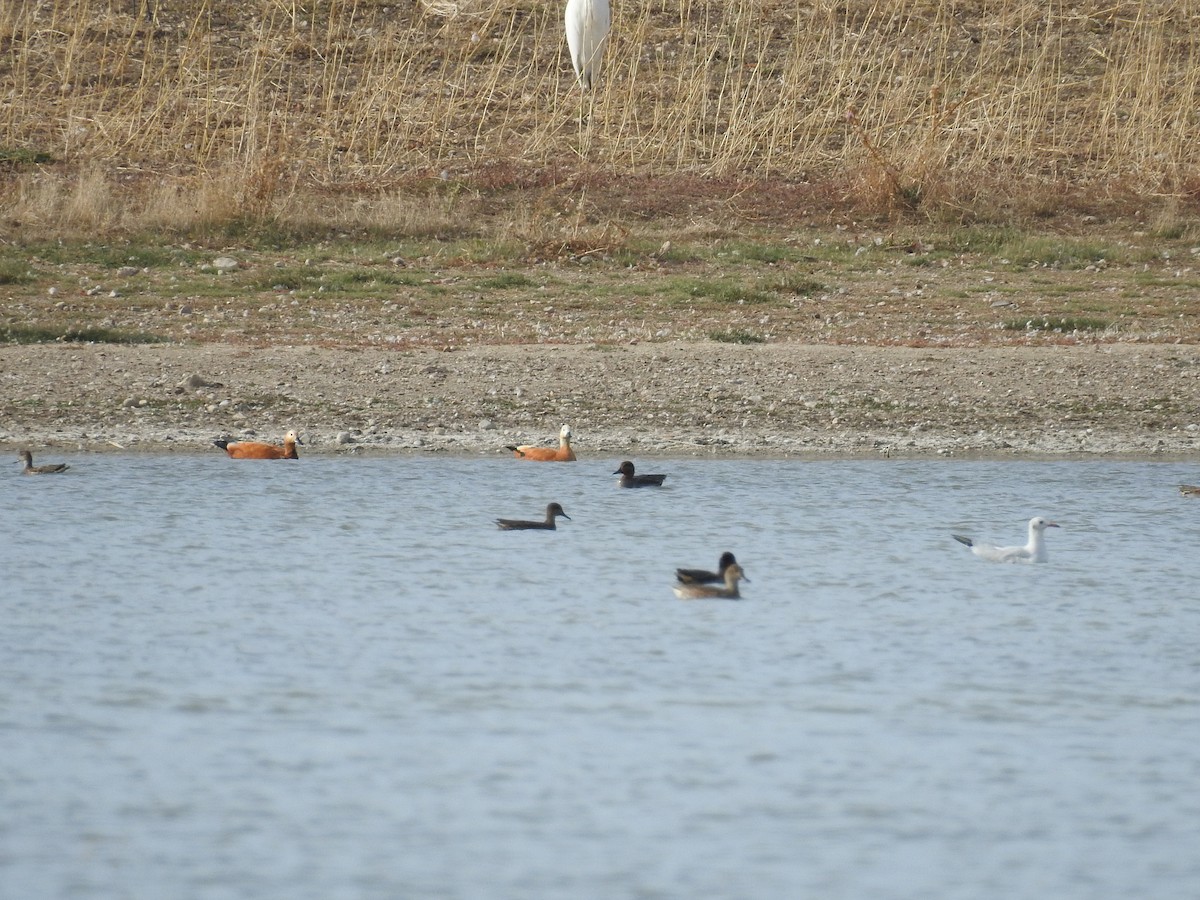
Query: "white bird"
564 0 610 90
952 516 1060 564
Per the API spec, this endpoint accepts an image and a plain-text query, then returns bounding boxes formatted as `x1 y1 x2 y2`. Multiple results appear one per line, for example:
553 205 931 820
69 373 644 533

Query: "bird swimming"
496 502 572 530
613 460 666 488
953 516 1060 563
213 430 301 459
506 424 576 461
673 563 748 600
17 450 69 475
1180 484 1200 497
564 0 611 90
675 552 738 585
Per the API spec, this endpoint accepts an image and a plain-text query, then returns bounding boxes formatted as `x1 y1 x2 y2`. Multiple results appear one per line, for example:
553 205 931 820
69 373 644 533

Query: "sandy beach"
3 341 1199 458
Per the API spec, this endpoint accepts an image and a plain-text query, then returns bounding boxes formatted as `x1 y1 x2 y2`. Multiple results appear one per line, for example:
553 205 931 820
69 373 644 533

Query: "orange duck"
214 430 302 459
506 424 576 461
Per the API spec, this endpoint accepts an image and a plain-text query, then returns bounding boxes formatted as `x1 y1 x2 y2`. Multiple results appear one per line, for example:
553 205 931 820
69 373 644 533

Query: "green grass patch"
686 279 776 305
771 275 823 296
941 225 1026 254
939 227 1130 268
476 273 536 290
249 267 320 291
0 147 53 168
1 325 165 344
80 245 177 269
322 269 424 290
0 259 36 284
712 241 802 264
710 329 766 344
1003 316 1110 332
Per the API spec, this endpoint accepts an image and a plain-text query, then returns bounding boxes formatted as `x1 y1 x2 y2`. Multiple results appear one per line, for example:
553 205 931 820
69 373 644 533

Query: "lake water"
3 454 1199 899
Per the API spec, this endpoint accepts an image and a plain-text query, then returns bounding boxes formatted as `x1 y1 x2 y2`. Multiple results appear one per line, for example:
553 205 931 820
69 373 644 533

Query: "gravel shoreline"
3 342 1200 458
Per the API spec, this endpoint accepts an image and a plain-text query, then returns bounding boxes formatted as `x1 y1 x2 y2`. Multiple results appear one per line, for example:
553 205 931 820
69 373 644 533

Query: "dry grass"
1 1 1199 233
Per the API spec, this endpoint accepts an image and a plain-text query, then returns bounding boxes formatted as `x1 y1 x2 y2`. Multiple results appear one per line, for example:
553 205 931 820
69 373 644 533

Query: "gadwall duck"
17 450 69 475
675 551 738 585
214 430 301 459
496 502 571 530
673 563 748 600
506 424 576 461
953 516 1059 563
613 460 666 488
1181 484 1200 497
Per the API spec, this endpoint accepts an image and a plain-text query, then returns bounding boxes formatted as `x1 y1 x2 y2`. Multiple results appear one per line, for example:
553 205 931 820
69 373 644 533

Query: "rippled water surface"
4 455 1199 899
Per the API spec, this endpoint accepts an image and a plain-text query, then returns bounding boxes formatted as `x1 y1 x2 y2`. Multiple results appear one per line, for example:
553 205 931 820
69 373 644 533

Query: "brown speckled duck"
17 450 69 475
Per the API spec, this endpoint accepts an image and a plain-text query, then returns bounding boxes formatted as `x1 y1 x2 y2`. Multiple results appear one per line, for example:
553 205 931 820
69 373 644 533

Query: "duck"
613 460 666 488
17 450 69 475
1180 484 1200 497
673 563 748 600
213 430 301 459
675 551 738 585
952 516 1059 563
506 424 576 461
496 502 571 530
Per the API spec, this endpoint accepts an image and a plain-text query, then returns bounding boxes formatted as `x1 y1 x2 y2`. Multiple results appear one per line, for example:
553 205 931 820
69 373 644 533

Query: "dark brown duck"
613 460 666 488
496 502 572 530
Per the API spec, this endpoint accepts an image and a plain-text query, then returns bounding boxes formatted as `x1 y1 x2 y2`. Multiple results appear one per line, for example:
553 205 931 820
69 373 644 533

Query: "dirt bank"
3 341 1199 458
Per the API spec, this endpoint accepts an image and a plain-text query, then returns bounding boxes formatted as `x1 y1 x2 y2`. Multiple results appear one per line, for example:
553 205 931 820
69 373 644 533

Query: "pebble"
213 257 240 271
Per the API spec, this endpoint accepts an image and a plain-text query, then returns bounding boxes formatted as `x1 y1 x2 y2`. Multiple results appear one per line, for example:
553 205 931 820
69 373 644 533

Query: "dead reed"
2 0 1198 232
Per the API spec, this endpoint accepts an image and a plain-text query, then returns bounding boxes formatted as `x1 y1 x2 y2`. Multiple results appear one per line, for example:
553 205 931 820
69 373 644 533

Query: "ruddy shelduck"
17 449 69 475
506 424 576 461
613 460 666 488
675 551 738 585
496 502 571 530
952 516 1059 563
673 563 748 600
213 430 302 459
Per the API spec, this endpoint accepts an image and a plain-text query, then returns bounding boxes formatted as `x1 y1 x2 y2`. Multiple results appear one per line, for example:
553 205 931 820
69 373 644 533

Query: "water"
3 455 1199 899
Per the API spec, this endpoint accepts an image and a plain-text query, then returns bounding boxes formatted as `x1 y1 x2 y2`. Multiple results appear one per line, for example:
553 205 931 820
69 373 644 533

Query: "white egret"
564 0 610 90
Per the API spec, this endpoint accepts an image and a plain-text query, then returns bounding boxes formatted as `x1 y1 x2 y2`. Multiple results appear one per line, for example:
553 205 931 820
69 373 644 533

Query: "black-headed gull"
953 516 1060 563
